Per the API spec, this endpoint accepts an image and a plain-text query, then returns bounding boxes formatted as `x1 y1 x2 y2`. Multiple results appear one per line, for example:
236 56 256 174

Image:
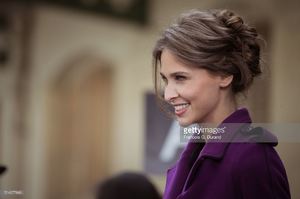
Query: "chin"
177 118 193 127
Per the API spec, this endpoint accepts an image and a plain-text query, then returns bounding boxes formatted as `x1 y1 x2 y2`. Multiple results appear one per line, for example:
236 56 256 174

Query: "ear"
219 74 233 88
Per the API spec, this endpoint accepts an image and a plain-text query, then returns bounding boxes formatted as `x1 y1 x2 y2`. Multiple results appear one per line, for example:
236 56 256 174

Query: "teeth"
174 103 189 111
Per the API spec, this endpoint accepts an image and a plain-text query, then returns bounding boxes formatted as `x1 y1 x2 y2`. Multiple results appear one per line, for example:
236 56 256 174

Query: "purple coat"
164 108 290 199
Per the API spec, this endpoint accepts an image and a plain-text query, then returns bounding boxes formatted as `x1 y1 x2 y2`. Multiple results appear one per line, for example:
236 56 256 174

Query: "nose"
164 84 179 103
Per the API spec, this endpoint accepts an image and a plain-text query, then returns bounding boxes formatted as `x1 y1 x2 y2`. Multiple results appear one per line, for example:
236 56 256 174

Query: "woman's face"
160 49 228 126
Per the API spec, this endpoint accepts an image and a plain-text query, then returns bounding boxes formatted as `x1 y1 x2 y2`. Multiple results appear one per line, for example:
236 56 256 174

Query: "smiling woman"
159 49 234 126
152 9 290 199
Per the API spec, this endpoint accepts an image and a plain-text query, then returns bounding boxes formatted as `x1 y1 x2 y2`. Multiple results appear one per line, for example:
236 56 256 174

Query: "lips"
173 103 190 116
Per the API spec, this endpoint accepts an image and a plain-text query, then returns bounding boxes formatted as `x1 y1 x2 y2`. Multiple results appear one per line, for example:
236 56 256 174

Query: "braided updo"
153 9 264 94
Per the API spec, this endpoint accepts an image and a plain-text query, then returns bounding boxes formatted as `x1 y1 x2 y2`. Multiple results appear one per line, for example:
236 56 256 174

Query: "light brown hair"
153 9 264 97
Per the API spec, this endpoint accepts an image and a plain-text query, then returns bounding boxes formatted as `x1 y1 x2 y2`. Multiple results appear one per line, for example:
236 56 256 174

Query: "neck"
203 90 237 126
200 91 237 143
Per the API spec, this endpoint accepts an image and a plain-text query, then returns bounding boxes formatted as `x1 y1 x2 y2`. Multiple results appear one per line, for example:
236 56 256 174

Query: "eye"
175 75 186 81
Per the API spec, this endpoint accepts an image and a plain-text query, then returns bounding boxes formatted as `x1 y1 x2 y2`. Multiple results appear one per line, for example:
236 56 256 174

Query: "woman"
152 9 290 199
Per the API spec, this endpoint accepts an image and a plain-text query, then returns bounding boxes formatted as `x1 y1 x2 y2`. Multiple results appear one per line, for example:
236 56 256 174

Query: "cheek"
176 85 196 100
190 80 220 103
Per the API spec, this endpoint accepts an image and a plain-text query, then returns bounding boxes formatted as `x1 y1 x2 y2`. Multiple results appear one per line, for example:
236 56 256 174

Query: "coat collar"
179 108 251 193
198 107 252 160
184 107 278 161
178 108 278 194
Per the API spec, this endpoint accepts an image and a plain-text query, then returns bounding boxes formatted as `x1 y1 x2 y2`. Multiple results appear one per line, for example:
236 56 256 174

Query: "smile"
174 103 190 116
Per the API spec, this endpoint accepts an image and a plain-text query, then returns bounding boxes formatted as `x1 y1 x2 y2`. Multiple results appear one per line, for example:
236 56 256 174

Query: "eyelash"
175 75 186 81
160 75 187 85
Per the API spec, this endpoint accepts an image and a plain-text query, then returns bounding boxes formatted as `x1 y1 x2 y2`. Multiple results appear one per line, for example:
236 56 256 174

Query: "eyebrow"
160 71 190 78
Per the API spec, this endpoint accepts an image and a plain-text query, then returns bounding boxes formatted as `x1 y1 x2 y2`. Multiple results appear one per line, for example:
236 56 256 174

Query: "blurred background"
0 0 299 198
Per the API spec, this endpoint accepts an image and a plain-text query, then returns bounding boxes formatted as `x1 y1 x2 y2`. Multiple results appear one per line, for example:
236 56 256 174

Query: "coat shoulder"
228 142 291 198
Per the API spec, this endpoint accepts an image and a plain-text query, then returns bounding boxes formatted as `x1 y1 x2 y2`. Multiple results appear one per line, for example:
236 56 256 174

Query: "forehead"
160 49 194 74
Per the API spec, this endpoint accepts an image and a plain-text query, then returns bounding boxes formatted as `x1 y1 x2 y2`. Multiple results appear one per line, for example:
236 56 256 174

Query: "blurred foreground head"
0 165 6 176
96 172 161 199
